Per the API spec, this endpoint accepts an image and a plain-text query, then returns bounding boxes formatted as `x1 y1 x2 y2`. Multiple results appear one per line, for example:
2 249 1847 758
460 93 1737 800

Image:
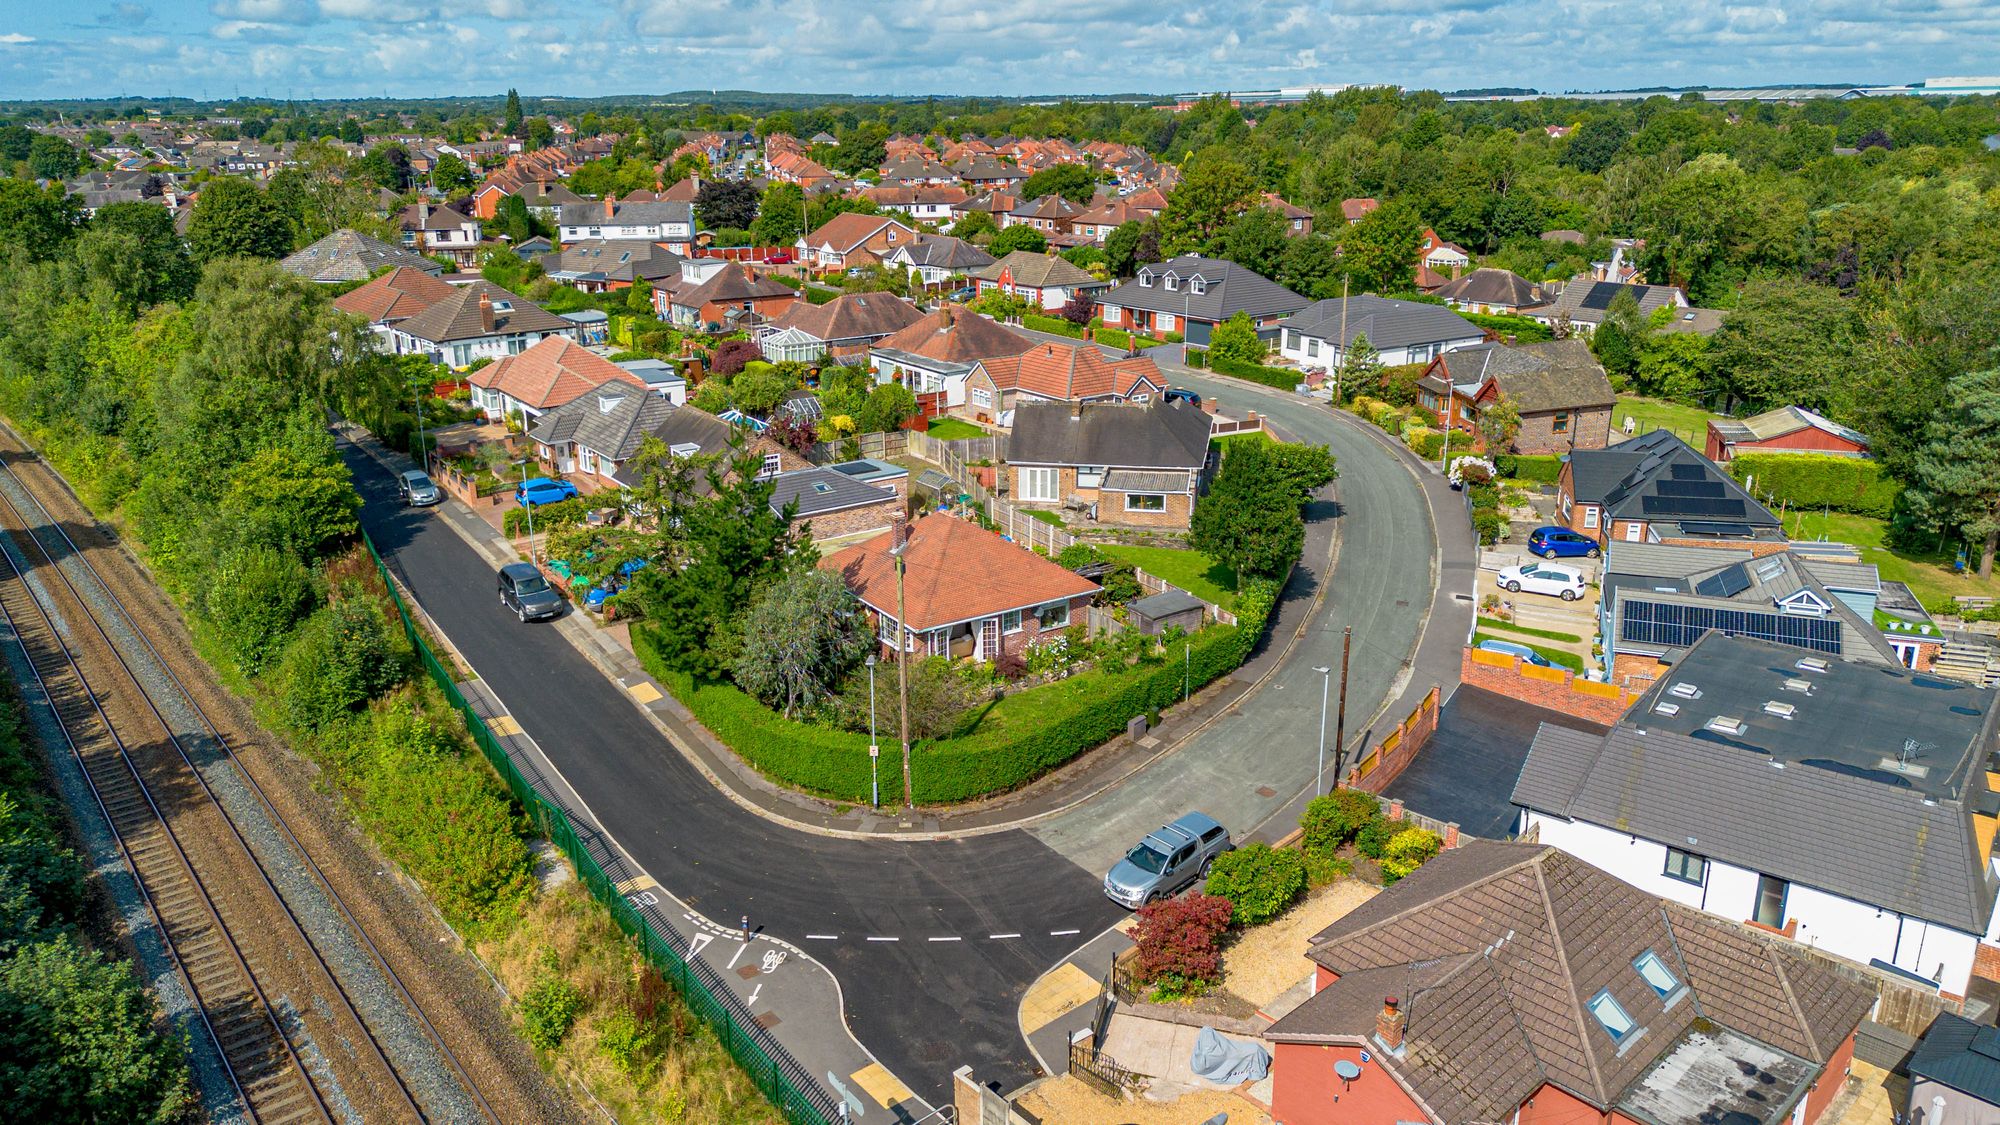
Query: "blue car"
1526 525 1601 560
1475 638 1556 668
515 477 580 506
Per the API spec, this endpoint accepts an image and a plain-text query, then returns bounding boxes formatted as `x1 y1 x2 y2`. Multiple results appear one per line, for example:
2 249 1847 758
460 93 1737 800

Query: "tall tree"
0 178 80 261
503 88 524 135
76 201 197 310
0 936 195 1123
988 225 1047 256
1336 201 1423 295
1708 278 1864 414
26 135 78 182
186 177 291 263
749 181 806 247
1901 368 2000 578
731 570 871 718
430 152 475 195
1214 207 1290 279
1019 163 1097 204
694 179 758 230
1157 149 1258 254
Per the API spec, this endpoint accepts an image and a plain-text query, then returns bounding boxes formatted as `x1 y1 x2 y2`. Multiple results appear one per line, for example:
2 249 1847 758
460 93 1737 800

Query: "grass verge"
1476 616 1583 644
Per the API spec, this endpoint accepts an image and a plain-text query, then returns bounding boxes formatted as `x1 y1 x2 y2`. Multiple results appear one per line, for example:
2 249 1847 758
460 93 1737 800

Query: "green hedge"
1459 312 1553 343
1021 314 1085 339
1210 354 1303 391
1496 453 1563 483
1091 325 1160 351
1724 453 1900 519
1184 347 1208 369
632 581 1278 805
502 495 591 536
804 286 841 306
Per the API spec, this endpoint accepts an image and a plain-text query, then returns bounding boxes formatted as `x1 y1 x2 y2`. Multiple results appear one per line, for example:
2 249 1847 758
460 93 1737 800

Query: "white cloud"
208 0 315 23
0 32 34 44
318 0 438 21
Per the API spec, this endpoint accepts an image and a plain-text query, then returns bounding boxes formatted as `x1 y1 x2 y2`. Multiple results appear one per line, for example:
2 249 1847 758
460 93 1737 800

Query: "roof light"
1653 702 1681 717
1669 682 1701 699
1783 678 1814 694
1762 701 1796 719
1795 657 1829 674
1706 716 1746 735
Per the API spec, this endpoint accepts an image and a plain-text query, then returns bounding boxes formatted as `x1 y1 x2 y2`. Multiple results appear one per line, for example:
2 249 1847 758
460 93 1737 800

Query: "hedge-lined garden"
1725 452 1901 519
1209 354 1305 391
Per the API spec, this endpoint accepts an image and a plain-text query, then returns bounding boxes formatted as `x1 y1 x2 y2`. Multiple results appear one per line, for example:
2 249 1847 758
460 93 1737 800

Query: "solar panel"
1677 521 1753 537
1693 564 1751 599
1669 463 1709 480
1641 495 1748 518
1581 283 1627 311
1621 600 1843 654
1656 479 1726 498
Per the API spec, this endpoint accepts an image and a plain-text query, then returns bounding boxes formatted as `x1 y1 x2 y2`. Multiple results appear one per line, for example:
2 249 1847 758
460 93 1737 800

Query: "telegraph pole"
1332 627 1352 787
892 530 913 809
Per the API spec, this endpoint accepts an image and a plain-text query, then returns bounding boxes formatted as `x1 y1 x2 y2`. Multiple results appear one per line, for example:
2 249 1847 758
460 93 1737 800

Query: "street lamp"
1313 665 1331 796
866 654 880 809
514 457 537 565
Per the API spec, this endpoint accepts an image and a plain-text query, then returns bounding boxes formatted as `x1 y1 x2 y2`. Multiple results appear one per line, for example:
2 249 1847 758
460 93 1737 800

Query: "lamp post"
1333 626 1352 788
412 373 428 471
866 654 880 809
1313 665 1331 795
515 458 537 564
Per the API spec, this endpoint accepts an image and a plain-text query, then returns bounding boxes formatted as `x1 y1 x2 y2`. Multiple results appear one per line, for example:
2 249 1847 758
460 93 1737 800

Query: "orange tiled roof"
820 514 1098 630
979 341 1162 401
467 336 647 411
332 266 455 324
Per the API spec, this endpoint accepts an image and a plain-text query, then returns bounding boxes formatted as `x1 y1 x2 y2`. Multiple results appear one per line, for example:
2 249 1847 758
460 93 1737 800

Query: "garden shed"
1128 589 1206 636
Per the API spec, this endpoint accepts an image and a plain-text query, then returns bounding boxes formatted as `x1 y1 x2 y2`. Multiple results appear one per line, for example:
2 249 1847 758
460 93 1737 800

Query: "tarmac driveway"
1382 685 1606 839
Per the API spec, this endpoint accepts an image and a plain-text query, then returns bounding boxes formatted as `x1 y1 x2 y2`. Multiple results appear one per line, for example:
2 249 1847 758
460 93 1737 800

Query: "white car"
1497 561 1586 601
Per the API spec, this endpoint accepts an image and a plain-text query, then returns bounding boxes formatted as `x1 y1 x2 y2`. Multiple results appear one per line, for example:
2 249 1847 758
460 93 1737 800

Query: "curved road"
338 372 1449 1102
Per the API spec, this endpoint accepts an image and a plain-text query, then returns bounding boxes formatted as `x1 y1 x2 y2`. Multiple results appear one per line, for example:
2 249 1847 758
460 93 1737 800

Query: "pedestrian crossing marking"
1020 962 1101 1034
850 1062 913 1108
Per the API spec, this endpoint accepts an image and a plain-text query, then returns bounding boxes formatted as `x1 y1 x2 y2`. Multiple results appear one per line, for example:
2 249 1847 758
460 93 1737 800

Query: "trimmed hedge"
1496 453 1563 483
633 580 1279 804
1184 347 1208 368
1725 452 1900 519
1021 314 1085 339
1092 325 1159 351
1209 354 1303 391
1459 312 1553 343
804 286 841 306
502 496 591 536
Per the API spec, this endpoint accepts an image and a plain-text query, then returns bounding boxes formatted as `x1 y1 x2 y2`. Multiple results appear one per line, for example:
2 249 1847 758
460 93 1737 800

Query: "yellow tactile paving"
486 715 523 737
1020 962 1102 1034
614 875 660 895
850 1062 914 1108
628 681 663 704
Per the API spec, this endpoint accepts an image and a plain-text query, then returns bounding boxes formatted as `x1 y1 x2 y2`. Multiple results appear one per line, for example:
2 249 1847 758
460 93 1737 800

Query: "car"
1103 812 1233 909
764 251 793 264
497 562 565 622
1475 638 1556 668
397 469 441 507
1496 560 1587 601
945 286 976 303
844 267 870 278
515 477 580 506
1526 526 1601 560
1163 388 1202 407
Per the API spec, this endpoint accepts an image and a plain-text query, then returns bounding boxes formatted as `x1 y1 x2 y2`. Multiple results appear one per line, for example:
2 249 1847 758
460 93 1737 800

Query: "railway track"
0 447 493 1124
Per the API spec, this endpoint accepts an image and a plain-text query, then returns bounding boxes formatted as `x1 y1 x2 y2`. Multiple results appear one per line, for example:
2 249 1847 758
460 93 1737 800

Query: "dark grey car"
1103 812 1233 908
498 562 564 623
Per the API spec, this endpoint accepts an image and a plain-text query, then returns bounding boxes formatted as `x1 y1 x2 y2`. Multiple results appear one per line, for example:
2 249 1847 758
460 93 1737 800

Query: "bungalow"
965 342 1164 420
1002 193 1084 236
757 293 925 365
1706 406 1869 463
281 228 441 283
1429 267 1549 315
883 235 995 288
555 196 695 247
664 261 798 333
1537 278 1688 334
795 213 918 271
1096 255 1308 345
869 305 1034 407
861 184 966 224
332 265 456 346
1006 399 1211 530
526 380 677 483
969 250 1106 311
1416 338 1615 455
397 200 483 268
820 514 1099 663
392 281 579 369
1264 841 1872 1125
604 405 809 490
766 462 908 544
1276 295 1484 371
1558 429 1784 548
470 335 648 425
538 239 687 292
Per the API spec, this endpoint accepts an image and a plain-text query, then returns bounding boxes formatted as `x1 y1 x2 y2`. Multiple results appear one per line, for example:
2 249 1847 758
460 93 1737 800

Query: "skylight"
1587 990 1637 1043
1633 951 1684 1002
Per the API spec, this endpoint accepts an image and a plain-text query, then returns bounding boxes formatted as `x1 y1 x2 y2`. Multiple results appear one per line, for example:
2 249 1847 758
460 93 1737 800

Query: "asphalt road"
341 439 1122 1100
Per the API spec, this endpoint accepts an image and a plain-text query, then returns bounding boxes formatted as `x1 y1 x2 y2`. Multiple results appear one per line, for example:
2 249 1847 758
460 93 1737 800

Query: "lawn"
1021 507 1066 528
1612 396 1727 446
1098 544 1240 610
922 417 986 441
1473 632 1585 673
1788 510 2000 611
1476 615 1582 644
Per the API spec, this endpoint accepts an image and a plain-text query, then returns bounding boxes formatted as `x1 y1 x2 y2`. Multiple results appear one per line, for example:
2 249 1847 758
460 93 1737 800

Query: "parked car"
1163 388 1202 407
515 477 580 506
1497 560 1587 601
1103 812 1233 909
497 562 565 623
844 267 870 278
945 286 976 303
764 251 793 264
1527 526 1601 560
1475 638 1556 668
398 469 441 507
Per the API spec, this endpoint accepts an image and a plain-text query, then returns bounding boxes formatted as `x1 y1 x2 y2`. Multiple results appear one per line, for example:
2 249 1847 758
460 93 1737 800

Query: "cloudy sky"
1 0 1996 101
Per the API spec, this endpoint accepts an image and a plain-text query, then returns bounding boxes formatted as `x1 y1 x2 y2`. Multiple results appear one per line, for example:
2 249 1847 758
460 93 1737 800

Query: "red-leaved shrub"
1133 892 1233 991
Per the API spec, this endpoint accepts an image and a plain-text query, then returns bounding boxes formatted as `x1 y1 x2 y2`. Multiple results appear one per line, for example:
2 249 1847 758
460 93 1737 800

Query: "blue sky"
1 1 1997 101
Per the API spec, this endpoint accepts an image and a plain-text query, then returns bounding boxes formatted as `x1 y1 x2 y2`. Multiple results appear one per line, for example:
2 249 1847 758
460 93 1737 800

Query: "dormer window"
1190 277 1206 295
1138 269 1153 288
1163 271 1179 292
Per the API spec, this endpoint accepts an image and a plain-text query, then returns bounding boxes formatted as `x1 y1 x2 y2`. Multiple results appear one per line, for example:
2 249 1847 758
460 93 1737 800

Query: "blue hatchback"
515 477 580 506
1527 525 1600 560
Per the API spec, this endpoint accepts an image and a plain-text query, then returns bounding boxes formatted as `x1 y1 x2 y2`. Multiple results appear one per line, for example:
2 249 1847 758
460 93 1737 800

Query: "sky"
1 0 1998 102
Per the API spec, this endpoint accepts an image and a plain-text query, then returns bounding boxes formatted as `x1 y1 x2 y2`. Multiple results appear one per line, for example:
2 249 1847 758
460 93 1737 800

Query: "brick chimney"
940 305 953 327
604 192 617 220
477 291 495 333
1377 997 1406 1051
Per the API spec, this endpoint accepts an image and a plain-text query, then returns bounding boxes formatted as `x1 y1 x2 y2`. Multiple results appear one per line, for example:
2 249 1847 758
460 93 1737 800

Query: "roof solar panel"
1677 521 1753 537
1656 479 1726 497
1694 563 1752 599
1641 495 1747 518
1581 283 1626 311
1670 463 1707 480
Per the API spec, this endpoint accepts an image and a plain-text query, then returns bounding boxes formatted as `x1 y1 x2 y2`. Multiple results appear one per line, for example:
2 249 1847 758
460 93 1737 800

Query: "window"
1754 874 1788 929
1582 507 1599 530
1190 277 1206 294
1306 338 1320 358
1633 951 1684 1001
1586 990 1637 1044
1163 272 1179 291
1001 609 1023 634
972 386 994 408
1281 329 1293 350
758 453 782 479
1624 522 1642 542
1137 270 1153 288
1038 601 1070 629
1554 411 1570 433
1076 466 1105 489
1020 467 1059 502
1656 848 1704 884
1125 493 1167 512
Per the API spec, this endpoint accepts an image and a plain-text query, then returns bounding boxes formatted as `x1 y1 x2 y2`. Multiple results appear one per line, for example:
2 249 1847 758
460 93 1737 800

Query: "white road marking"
865 936 899 942
689 933 714 958
1050 929 1081 936
748 984 762 1005
927 936 961 942
728 941 750 969
805 933 839 940
989 933 1021 940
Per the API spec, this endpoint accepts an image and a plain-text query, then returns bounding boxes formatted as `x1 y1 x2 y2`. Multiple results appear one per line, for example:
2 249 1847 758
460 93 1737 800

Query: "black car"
498 562 565 622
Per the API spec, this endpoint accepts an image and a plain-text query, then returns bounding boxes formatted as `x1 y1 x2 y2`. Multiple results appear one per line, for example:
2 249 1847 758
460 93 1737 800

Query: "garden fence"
361 531 839 1125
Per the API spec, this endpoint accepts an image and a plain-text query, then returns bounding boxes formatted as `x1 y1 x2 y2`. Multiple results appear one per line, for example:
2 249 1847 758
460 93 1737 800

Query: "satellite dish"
1334 1059 1362 1080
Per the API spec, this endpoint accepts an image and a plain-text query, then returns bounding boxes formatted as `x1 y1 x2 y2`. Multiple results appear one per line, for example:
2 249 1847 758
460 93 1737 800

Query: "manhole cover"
755 1012 781 1030
1256 786 1277 798
1396 599 1410 607
737 965 760 979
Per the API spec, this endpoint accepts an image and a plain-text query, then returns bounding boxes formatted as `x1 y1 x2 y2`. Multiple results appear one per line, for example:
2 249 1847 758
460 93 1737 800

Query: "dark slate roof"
1277 294 1484 351
1547 278 1685 324
1570 429 1781 532
894 234 995 272
526 384 675 463
1098 255 1308 322
1434 339 1614 414
1129 588 1205 620
1909 1013 2000 1105
556 199 693 228
1607 548 1899 665
538 239 686 284
766 467 900 519
1006 400 1211 471
1432 267 1547 309
1514 632 2000 932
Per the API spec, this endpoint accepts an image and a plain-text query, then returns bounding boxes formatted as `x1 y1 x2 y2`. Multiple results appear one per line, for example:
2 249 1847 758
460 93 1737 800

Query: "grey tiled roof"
556 199 693 228
527 385 675 464
1098 255 1308 322
1571 430 1780 530
280 228 441 282
396 281 573 344
1279 294 1484 351
1908 1014 2000 1105
765 467 900 519
1007 400 1211 471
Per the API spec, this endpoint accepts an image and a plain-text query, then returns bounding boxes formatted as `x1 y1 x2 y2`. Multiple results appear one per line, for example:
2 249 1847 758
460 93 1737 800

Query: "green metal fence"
361 531 837 1125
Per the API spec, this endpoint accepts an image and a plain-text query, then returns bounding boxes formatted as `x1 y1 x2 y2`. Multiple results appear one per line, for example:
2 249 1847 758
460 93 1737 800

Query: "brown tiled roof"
1261 192 1311 219
332 265 455 324
873 306 1034 364
660 176 700 202
979 342 1162 401
767 293 924 343
396 281 573 344
971 250 1097 290
819 513 1099 630
1340 197 1380 221
1433 267 1545 309
467 336 646 411
674 261 797 309
800 211 915 254
1267 843 1873 1119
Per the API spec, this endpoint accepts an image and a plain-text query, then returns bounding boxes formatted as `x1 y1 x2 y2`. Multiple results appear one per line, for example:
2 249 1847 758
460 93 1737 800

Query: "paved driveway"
1383 685 1607 839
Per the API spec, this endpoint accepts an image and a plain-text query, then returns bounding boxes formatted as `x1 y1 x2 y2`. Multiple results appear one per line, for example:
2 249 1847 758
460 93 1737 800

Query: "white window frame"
971 386 993 408
1124 493 1167 512
1020 466 1059 502
1038 600 1070 630
759 452 783 479
1582 507 1599 530
1001 609 1023 634
1624 521 1642 542
1633 951 1684 1003
1076 466 1105 489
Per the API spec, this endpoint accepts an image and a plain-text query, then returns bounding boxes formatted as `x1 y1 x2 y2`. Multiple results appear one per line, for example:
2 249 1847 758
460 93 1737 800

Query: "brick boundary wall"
1460 648 1641 726
1339 685 1441 795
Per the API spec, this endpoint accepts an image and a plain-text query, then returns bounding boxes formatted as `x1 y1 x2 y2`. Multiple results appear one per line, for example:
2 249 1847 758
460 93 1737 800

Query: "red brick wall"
1342 686 1440 793
1712 428 1868 463
1460 648 1641 725
1270 1043 1426 1125
1656 536 1791 558
795 497 903 542
1008 465 1195 530
1514 406 1614 455
1802 1031 1856 1125
1522 1083 1613 1125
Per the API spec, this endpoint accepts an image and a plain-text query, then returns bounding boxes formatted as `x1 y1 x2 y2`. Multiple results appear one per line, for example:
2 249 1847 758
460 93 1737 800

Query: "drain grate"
1396 599 1410 607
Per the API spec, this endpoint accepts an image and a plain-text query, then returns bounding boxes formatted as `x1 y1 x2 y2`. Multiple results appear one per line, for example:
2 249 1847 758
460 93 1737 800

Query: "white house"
398 200 483 268
1513 632 2000 1001
556 196 695 247
1275 294 1486 370
392 281 579 369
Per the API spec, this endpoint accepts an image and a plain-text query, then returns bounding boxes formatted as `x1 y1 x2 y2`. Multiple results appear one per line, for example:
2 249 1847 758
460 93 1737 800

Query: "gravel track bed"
0 442 582 1125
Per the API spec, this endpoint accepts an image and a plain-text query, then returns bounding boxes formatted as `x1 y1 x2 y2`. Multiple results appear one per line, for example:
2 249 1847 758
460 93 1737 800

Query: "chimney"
940 305 953 327
1377 997 1405 1051
417 200 429 235
1071 397 1085 420
604 192 616 220
477 291 495 333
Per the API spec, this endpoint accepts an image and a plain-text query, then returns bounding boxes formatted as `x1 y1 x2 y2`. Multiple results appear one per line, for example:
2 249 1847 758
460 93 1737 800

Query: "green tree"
186 177 291 263
858 381 918 433
1337 200 1423 295
1206 311 1264 365
988 224 1047 256
503 87 524 135
430 152 475 195
0 936 194 1123
695 179 759 230
222 434 361 560
204 545 316 673
0 178 80 261
1019 163 1097 204
493 192 536 244
1191 438 1308 580
74 201 196 310
26 135 77 181
749 181 806 247
730 363 799 414
732 569 872 717
1102 219 1159 278
277 597 405 731
1560 117 1629 174
1476 392 1523 452
951 209 998 242
524 117 555 151
1257 441 1338 503
1589 290 1645 381
1158 149 1258 253
1340 334 1383 398
1214 207 1290 279
1708 278 1864 413
1901 368 2000 578
1276 235 1344 299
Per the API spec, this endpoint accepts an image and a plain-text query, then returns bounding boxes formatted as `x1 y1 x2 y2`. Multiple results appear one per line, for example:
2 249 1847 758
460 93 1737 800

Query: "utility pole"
866 654 880 808
1332 626 1352 787
1335 275 1349 402
892 529 913 809
1313 665 1331 796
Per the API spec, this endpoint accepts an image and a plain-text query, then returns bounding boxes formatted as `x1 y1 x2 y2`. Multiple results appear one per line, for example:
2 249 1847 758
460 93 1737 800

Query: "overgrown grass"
1097 544 1240 611
1476 616 1583 643
1612 396 1726 446
922 417 986 441
1788 510 2000 611
1473 632 1585 672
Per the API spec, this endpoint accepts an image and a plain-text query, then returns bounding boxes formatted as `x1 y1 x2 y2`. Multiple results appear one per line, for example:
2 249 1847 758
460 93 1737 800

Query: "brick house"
1451 338 1615 455
1264 841 1872 1125
962 341 1164 421
1558 429 1784 549
766 461 908 544
395 281 579 370
1430 266 1550 315
470 335 649 425
526 380 678 484
1095 255 1308 345
968 250 1107 311
869 305 1035 409
331 265 455 346
757 293 926 365
1706 405 1870 463
1005 399 1211 531
795 213 918 271
664 261 799 332
396 200 483 267
820 513 1099 663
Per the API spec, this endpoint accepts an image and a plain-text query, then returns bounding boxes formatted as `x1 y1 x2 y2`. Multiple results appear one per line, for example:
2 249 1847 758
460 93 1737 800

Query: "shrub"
1725 453 1901 519
1132 892 1233 993
1021 313 1084 339
1300 789 1380 853
1209 354 1300 391
277 599 405 732
1496 453 1563 483
1355 816 1397 859
1473 509 1509 545
1381 828 1443 883
596 1009 659 1078
1458 311 1553 342
204 545 316 673
503 496 590 537
1185 347 1208 369
520 973 586 1050
1204 843 1307 926
1305 851 1353 887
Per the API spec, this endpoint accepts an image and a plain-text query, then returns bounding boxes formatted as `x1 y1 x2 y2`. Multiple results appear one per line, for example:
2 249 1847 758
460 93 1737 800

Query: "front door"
979 617 1000 661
